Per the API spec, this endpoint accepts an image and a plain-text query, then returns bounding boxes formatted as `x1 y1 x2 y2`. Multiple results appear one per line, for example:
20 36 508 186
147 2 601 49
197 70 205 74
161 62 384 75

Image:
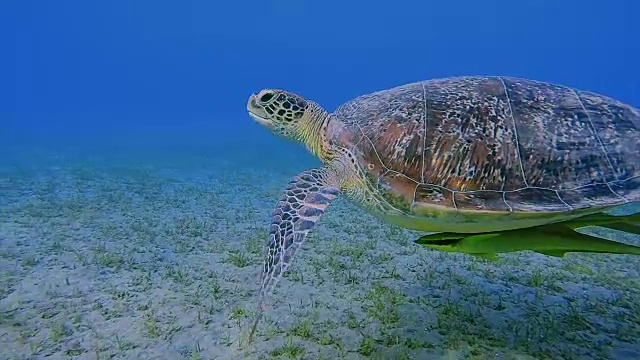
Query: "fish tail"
570 212 640 235
598 212 640 235
601 221 640 235
566 226 640 255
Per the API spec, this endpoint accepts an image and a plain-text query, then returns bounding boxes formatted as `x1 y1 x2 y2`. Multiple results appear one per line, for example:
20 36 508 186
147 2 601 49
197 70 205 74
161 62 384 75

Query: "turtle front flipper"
249 168 339 342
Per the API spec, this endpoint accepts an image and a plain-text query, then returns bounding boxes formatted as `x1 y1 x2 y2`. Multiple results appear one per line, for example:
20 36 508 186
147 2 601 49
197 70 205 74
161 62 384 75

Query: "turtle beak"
247 94 273 127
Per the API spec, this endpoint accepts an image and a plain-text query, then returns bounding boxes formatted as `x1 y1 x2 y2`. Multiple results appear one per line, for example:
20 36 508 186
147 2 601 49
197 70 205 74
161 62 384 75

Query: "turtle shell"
331 76 640 215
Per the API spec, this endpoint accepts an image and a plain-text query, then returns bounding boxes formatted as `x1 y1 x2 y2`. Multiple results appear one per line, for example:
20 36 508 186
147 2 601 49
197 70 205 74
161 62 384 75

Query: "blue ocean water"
3 1 640 359
6 0 639 158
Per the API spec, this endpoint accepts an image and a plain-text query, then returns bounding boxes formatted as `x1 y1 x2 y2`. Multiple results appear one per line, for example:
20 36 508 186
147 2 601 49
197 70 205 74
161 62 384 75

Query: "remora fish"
415 212 640 261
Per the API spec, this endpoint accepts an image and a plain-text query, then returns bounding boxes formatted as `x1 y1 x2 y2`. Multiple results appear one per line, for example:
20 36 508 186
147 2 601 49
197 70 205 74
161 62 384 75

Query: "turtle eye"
259 92 274 103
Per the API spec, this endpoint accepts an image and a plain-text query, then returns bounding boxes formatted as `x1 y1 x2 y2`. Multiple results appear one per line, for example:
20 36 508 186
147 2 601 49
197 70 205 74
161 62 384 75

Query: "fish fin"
534 250 567 257
470 253 499 261
415 232 465 244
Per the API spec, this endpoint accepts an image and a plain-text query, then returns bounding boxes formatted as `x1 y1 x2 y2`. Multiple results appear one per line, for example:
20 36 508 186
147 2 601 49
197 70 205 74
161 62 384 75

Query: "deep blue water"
5 0 639 163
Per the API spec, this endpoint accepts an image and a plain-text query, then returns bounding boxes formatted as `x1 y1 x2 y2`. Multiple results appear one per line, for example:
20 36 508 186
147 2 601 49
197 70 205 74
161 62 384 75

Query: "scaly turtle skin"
246 76 640 334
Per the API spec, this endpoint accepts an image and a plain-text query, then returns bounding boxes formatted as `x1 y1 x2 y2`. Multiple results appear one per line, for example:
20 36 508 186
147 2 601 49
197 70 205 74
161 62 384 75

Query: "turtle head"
247 89 309 133
247 89 331 158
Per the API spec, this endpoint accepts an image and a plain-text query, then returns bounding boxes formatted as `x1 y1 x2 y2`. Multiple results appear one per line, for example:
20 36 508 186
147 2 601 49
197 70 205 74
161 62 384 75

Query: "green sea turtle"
246 76 639 336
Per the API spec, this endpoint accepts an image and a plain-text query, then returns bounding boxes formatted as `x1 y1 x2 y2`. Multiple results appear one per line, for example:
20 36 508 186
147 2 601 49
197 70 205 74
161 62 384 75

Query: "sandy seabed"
0 148 639 360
